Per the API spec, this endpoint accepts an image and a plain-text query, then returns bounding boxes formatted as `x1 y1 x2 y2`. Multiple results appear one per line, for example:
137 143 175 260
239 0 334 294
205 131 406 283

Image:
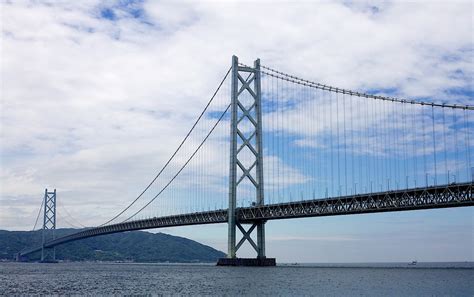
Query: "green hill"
0 229 226 263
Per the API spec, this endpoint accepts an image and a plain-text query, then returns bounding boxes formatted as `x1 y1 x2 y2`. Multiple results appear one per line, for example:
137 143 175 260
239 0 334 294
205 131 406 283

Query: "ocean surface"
1 262 473 296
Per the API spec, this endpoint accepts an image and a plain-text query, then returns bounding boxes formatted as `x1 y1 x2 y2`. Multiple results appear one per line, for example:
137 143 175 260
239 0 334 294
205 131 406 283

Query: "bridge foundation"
217 257 276 266
15 253 28 262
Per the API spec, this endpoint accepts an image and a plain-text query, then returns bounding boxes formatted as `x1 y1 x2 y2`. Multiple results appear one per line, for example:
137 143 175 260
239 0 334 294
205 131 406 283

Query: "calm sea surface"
1 262 473 296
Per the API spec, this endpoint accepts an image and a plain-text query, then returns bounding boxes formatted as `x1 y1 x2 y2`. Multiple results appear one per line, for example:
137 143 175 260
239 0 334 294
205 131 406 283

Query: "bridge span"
20 182 473 258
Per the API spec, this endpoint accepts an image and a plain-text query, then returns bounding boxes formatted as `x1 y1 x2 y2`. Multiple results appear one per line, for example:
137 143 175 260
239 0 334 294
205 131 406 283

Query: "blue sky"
1 0 473 262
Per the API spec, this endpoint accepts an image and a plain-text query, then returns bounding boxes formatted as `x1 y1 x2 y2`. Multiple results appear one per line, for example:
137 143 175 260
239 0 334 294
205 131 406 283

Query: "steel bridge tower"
218 56 275 266
41 188 57 262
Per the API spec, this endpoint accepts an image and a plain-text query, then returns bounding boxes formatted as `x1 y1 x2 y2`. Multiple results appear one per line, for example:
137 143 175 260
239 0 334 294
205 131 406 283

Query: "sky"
1 0 473 262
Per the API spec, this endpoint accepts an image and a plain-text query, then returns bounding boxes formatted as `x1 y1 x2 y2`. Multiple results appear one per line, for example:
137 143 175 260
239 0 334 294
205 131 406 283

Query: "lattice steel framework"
228 55 266 259
41 188 56 262
19 183 473 257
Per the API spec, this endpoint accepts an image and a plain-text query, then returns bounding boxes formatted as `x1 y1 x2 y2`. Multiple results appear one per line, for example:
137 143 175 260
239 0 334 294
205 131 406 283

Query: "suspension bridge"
18 56 474 265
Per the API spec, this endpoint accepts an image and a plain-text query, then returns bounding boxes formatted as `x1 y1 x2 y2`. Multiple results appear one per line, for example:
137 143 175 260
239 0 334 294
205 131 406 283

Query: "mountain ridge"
0 229 226 263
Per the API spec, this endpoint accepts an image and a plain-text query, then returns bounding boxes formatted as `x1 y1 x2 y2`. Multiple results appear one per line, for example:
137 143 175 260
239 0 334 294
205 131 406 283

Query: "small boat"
408 260 417 265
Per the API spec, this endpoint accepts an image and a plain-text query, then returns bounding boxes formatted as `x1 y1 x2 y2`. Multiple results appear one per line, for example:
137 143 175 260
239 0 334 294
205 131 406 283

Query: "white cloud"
1 0 472 232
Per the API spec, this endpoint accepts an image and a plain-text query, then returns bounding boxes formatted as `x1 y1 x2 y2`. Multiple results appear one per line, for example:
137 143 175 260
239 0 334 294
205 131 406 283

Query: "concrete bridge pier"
15 253 28 262
217 257 276 266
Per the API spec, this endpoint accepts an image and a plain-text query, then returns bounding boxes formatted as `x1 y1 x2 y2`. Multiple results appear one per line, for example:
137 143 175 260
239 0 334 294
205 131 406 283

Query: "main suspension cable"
122 103 231 223
260 64 473 110
58 200 86 228
32 197 44 231
98 67 231 227
57 212 82 229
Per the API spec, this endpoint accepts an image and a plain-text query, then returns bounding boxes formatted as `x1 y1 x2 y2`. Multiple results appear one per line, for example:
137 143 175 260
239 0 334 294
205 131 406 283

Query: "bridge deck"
20 182 473 257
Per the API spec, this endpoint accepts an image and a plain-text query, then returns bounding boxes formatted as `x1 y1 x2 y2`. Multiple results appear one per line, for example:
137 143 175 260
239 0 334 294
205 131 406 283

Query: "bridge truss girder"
238 183 473 220
19 183 473 258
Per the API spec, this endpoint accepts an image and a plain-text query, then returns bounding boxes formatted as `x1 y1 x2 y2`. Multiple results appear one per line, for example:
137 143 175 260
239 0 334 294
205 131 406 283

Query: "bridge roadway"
20 182 473 257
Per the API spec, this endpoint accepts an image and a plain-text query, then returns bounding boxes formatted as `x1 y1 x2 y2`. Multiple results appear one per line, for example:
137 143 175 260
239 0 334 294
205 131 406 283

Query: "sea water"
1 262 473 296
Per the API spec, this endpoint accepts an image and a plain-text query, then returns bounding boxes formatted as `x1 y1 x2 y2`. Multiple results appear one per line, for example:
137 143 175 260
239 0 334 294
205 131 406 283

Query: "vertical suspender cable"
375 99 379 190
288 79 292 201
32 198 44 231
380 101 384 190
394 102 399 188
286 79 290 202
352 95 356 194
332 92 335 197
272 74 276 203
297 84 300 199
431 105 437 185
336 92 341 195
300 85 305 199
343 92 347 195
453 108 459 183
277 76 281 203
465 109 472 181
422 105 427 187
282 78 286 202
343 92 348 195
442 107 448 183
365 97 368 193
382 101 387 190
313 85 317 198
303 85 307 199
402 102 408 188
365 92 370 193
373 98 378 190
389 101 393 189
412 104 417 187
317 88 323 198
293 80 297 201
